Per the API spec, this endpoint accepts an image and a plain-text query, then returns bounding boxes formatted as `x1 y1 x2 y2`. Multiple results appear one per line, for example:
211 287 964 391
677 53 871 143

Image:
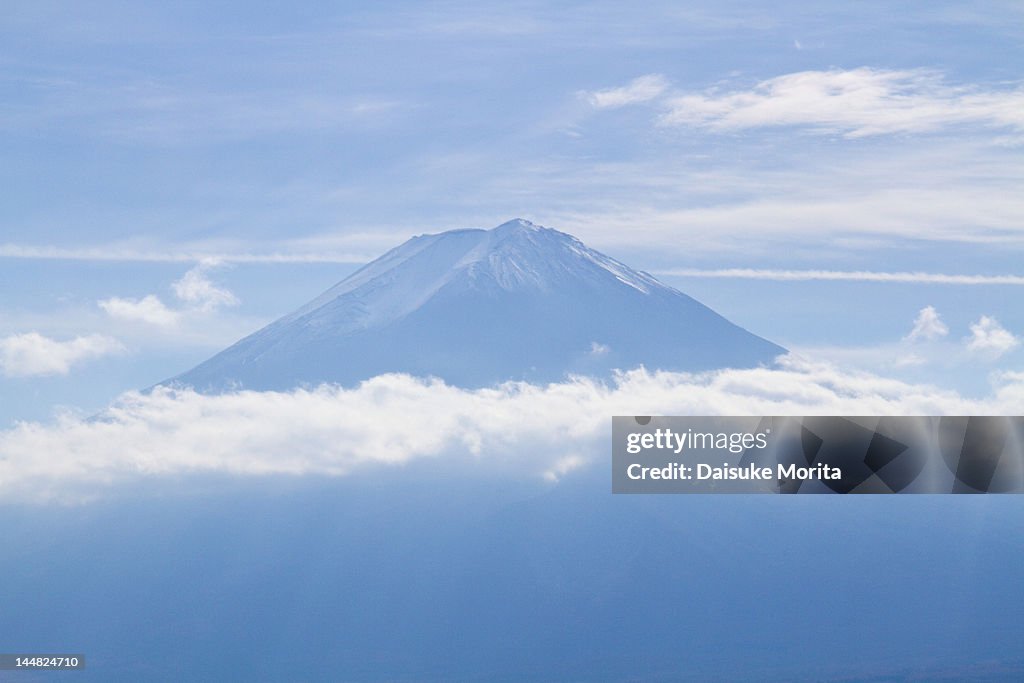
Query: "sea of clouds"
2 355 1023 503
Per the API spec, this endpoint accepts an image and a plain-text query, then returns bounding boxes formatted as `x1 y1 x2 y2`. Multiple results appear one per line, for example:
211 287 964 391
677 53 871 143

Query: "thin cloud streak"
660 268 1024 286
0 244 372 264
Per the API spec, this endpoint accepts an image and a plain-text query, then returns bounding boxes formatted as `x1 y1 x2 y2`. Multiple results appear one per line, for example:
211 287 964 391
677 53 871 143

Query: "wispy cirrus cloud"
555 175 1024 252
659 268 1024 286
0 243 372 264
0 72 412 144
587 68 1024 138
0 332 124 377
661 69 1024 137
583 74 669 109
4 356 1023 503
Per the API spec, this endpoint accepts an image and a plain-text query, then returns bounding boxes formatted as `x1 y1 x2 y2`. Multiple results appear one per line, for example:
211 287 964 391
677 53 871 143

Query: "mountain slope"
170 219 784 390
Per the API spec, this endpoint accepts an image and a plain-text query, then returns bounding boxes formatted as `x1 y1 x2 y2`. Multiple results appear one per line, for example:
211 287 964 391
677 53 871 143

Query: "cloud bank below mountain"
4 356 1023 503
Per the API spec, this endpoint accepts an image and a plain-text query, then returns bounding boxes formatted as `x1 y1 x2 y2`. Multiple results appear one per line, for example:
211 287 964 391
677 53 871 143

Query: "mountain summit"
171 219 784 390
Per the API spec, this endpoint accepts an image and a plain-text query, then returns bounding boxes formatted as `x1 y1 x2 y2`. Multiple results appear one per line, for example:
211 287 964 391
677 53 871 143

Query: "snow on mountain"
169 219 784 391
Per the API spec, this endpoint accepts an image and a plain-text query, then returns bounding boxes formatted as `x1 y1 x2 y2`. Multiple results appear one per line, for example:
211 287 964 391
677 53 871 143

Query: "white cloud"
789 343 945 374
171 262 239 311
905 306 950 342
554 177 1024 251
659 68 1024 137
966 315 1019 357
3 356 1021 502
588 341 610 356
584 74 669 109
98 263 239 328
658 268 1024 286
5 150 1022 264
0 332 124 377
892 352 927 368
99 294 180 327
543 454 587 483
581 69 1024 139
0 243 372 264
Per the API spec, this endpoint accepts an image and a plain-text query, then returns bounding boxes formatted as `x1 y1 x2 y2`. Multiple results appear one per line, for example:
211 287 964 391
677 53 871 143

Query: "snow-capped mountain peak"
169 220 784 391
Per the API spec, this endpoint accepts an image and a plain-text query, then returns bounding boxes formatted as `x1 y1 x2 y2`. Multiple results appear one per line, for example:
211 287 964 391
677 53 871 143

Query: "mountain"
170 219 784 391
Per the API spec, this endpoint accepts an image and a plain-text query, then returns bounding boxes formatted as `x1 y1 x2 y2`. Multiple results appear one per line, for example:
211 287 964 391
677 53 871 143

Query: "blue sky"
2 1 1024 426
3 9 1024 679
